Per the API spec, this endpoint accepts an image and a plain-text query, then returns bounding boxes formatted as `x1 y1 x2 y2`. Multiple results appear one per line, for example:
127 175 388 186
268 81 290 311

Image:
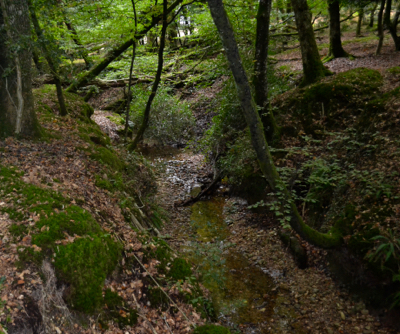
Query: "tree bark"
66 0 182 93
27 0 68 116
0 0 40 138
64 18 92 68
253 0 280 144
290 0 327 86
327 0 348 58
376 0 386 55
129 0 169 150
356 7 364 37
207 0 342 248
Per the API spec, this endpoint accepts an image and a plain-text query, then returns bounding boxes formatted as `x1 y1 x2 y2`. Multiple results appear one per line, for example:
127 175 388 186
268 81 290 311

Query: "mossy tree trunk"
356 7 364 37
27 0 68 116
327 0 348 58
129 0 169 150
376 0 386 55
384 0 400 51
290 0 327 86
369 2 378 27
253 0 280 144
66 0 182 93
64 17 92 69
207 0 342 249
0 0 40 138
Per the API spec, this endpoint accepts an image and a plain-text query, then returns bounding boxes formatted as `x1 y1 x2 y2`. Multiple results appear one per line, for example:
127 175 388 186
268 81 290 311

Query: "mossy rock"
274 68 383 135
78 124 111 147
387 66 400 75
34 85 94 122
168 258 192 280
193 324 231 334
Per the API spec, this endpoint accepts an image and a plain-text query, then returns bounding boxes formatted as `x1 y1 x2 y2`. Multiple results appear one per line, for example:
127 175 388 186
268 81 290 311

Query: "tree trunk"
356 7 364 37
385 0 400 51
64 18 92 68
27 0 68 116
253 0 280 144
129 0 169 150
376 0 386 55
327 0 348 58
0 0 40 138
290 0 327 86
207 0 342 248
65 0 182 93
369 3 378 27
32 46 43 73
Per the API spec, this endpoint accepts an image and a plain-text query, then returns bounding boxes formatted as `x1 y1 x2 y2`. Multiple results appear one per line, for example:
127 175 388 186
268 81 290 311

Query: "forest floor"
275 30 400 76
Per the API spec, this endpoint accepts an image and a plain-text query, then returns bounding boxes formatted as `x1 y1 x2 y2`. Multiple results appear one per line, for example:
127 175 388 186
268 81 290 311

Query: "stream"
147 148 283 333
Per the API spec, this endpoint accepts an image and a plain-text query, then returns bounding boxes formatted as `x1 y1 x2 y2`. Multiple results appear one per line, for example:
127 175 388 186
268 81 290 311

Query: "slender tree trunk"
385 0 400 50
207 0 342 248
32 46 43 73
376 0 386 55
125 0 138 139
64 18 92 68
369 3 378 27
129 0 169 150
27 0 68 116
290 0 327 86
65 0 182 93
356 7 364 36
0 0 40 138
253 0 279 144
327 0 348 58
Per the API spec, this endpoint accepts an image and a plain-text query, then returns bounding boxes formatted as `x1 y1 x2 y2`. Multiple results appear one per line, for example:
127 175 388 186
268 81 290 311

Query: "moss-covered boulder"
274 68 383 135
34 84 94 121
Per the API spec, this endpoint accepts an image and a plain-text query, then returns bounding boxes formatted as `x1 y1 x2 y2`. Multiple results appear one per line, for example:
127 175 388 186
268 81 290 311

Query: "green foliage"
193 324 231 334
168 258 192 280
100 289 138 328
129 84 195 145
387 66 400 75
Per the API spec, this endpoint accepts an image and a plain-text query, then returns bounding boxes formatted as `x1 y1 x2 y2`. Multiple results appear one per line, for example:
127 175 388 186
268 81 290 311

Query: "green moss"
387 66 400 75
32 206 102 249
78 125 111 147
9 224 28 238
54 236 122 313
90 147 125 171
33 85 94 122
168 258 192 280
193 324 231 334
100 289 138 329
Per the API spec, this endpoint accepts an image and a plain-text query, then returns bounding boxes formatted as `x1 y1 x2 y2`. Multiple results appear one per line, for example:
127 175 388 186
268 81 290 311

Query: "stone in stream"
190 183 203 197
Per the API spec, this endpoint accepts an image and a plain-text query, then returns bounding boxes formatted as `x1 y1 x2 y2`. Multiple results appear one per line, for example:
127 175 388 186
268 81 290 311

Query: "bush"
130 84 195 145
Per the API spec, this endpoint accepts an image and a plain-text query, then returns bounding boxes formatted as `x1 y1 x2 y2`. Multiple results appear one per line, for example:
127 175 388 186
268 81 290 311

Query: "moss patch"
168 258 192 280
0 164 122 314
33 85 94 122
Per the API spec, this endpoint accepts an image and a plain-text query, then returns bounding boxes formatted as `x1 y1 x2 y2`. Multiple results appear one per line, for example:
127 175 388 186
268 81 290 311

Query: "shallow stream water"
186 198 276 330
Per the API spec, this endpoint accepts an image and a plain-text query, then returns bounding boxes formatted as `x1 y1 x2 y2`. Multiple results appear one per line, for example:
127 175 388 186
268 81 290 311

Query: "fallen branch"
177 172 221 207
